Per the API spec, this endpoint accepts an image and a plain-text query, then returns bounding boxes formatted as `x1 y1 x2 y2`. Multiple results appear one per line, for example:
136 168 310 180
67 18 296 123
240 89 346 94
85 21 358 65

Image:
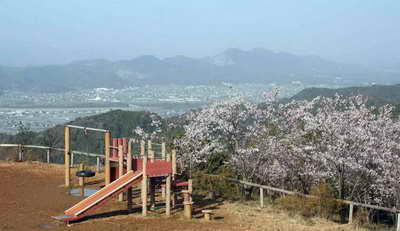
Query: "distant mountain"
1 48 399 92
290 84 400 107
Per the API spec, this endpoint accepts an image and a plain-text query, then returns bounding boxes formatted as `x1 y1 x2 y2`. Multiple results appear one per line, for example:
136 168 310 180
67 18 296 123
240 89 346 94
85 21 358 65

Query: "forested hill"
0 110 167 160
290 84 400 105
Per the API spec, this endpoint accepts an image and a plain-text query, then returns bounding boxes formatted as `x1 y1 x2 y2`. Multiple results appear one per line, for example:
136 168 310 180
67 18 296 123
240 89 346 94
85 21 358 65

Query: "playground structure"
54 125 193 224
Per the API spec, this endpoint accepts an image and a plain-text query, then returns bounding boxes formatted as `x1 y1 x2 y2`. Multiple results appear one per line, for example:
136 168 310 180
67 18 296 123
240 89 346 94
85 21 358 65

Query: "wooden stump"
184 202 193 219
202 210 213 221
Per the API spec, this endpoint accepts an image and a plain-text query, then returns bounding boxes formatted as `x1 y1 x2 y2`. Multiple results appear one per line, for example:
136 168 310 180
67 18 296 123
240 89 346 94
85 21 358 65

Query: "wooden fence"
0 144 104 171
207 174 400 230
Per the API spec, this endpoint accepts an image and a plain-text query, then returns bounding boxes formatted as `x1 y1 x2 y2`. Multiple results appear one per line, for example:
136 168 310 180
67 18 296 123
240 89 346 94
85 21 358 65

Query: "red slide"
53 171 143 223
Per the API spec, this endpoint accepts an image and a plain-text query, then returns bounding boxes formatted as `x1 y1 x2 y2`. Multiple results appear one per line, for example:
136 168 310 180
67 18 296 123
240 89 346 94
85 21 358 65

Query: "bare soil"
0 161 366 231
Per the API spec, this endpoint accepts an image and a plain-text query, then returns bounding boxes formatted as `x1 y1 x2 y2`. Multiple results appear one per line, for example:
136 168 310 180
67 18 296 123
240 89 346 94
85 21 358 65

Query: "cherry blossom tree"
133 90 400 207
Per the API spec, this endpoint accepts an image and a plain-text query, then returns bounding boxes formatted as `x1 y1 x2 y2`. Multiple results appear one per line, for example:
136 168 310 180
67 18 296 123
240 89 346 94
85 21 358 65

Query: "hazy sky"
1 0 399 66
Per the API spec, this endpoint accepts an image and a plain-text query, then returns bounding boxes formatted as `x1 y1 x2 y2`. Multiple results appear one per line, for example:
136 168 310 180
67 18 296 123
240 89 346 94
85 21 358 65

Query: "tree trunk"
338 168 346 223
243 185 253 200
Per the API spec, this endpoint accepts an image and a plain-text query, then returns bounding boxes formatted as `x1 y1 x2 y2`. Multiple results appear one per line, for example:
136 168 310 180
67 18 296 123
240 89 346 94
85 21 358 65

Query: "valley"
0 82 338 134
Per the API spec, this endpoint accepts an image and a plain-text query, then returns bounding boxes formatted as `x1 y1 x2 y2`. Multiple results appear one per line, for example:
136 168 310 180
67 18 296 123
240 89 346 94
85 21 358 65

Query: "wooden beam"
140 140 145 156
128 138 135 157
104 131 111 186
78 163 84 187
171 149 177 208
96 157 100 173
166 152 171 216
127 146 133 210
70 153 74 168
142 155 148 216
150 180 155 210
149 150 155 163
171 149 177 175
118 145 124 202
161 142 166 160
188 179 193 202
64 126 70 187
166 174 171 216
147 140 152 161
66 125 108 133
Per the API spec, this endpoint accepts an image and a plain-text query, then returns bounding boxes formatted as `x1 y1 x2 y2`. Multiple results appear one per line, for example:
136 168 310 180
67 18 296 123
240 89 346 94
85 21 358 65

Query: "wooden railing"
206 174 400 230
0 143 104 165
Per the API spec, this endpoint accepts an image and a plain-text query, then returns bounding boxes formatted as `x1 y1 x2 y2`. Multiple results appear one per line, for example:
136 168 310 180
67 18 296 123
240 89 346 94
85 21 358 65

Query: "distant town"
0 82 342 134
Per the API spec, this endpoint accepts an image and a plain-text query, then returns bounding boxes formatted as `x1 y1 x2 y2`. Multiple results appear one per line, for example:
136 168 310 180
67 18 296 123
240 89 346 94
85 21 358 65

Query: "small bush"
277 184 341 219
194 168 241 200
353 208 371 227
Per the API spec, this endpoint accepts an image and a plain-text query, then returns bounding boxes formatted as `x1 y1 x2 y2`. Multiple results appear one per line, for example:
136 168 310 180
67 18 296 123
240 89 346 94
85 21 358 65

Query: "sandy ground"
0 161 367 231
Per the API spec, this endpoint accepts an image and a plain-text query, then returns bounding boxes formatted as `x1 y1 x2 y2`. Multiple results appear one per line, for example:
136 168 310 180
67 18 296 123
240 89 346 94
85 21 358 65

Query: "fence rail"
0 143 104 159
206 174 400 230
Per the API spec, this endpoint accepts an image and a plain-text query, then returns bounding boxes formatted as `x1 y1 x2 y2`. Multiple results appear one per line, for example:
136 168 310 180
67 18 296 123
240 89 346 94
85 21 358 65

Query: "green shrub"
193 168 241 200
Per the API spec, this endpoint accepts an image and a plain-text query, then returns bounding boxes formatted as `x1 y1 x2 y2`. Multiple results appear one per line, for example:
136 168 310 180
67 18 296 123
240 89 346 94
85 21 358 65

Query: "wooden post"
182 190 192 219
161 185 166 199
128 139 135 157
104 131 111 186
147 140 152 161
64 126 70 187
172 149 177 176
171 149 177 208
348 203 354 224
166 174 171 216
47 149 50 164
142 155 148 216
112 138 118 158
122 138 128 156
149 150 155 163
397 213 400 231
79 163 85 187
183 203 193 219
118 145 124 202
166 152 171 216
188 179 193 202
150 180 156 210
127 148 132 210
260 188 264 208
161 142 166 160
188 179 193 192
140 140 145 156
18 144 22 161
70 153 74 167
18 144 25 161
161 141 168 200
96 157 100 173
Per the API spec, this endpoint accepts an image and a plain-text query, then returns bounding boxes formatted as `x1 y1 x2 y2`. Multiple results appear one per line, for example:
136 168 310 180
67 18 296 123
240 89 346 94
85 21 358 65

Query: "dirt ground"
0 161 366 231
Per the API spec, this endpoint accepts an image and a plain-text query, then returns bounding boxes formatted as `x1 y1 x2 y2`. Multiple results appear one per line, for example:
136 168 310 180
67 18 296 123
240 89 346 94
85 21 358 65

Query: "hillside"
290 84 400 103
1 48 399 92
0 110 166 160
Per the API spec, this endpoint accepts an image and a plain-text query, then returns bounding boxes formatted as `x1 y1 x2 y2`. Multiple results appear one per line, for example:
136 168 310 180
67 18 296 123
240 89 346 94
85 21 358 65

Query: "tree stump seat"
201 209 213 221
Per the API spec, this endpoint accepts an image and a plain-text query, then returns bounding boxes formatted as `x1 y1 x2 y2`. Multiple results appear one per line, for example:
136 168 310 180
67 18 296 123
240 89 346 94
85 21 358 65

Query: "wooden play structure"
54 125 193 224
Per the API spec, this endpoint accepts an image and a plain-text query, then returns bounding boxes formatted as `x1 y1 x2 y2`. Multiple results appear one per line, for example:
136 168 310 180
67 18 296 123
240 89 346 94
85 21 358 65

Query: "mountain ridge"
1 48 398 92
